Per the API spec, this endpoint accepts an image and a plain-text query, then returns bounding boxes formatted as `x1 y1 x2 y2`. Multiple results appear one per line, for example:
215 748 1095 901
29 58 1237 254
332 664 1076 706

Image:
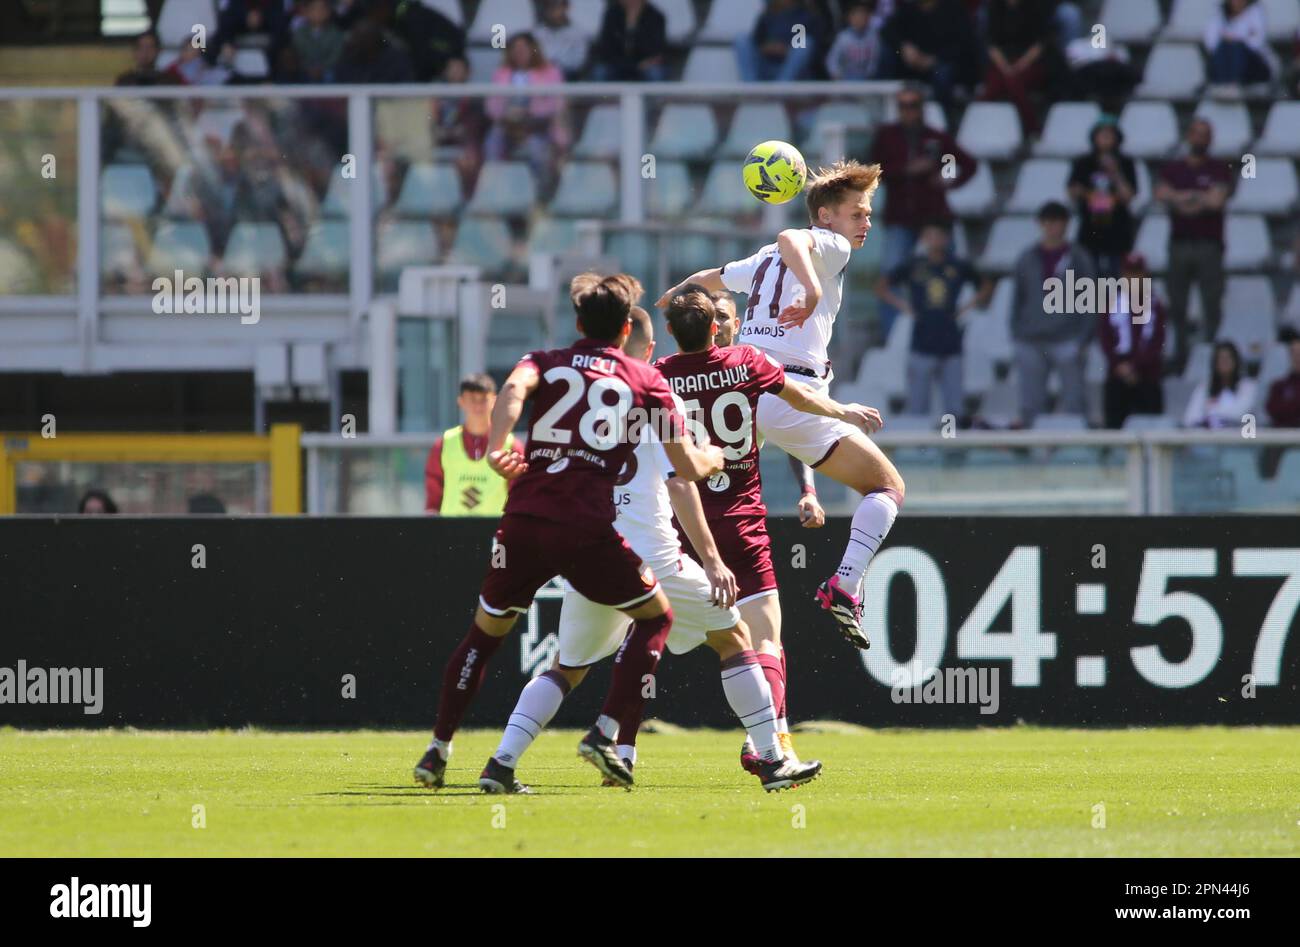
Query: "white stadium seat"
1162 0 1220 41
658 0 698 44
957 102 1023 160
232 48 268 79
417 0 463 25
1099 0 1162 43
564 0 605 36
394 162 463 217
978 216 1040 273
466 161 536 215
1007 159 1072 213
101 164 156 219
947 161 997 216
1261 0 1300 40
1033 102 1101 158
1133 214 1170 272
1118 101 1180 159
467 46 500 83
449 218 514 274
223 222 286 274
648 104 719 160
574 104 622 160
1224 215 1271 271
1218 276 1277 359
156 0 216 47
550 161 618 216
1193 100 1254 159
295 221 350 280
1254 102 1300 156
468 0 534 43
644 161 694 218
1135 44 1205 100
148 221 210 273
699 161 756 215
377 220 439 277
1228 158 1299 215
720 103 792 158
699 0 763 41
682 45 741 83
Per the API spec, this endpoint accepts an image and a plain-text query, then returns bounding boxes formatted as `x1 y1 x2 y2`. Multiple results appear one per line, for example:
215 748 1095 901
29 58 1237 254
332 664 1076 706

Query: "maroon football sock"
433 623 506 742
600 609 673 733
756 652 785 725
778 647 789 720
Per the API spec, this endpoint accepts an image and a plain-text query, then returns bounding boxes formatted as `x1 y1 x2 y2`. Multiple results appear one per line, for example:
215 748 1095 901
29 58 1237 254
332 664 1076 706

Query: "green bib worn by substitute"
439 427 512 517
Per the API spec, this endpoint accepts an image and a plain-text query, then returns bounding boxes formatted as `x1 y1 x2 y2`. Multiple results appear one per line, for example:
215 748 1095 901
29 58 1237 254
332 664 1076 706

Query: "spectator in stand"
535 0 591 81
433 57 486 193
210 0 292 65
592 0 668 81
826 1 886 80
391 0 465 82
876 220 993 419
1204 0 1271 86
1183 341 1256 428
1265 330 1300 427
980 0 1052 136
165 38 235 84
867 85 976 341
333 18 413 83
1010 201 1098 425
1154 118 1233 372
77 489 119 515
878 0 979 104
116 30 180 85
1068 117 1137 278
735 0 820 81
291 0 344 83
1048 0 1084 48
484 34 569 194
1099 252 1166 428
425 374 522 516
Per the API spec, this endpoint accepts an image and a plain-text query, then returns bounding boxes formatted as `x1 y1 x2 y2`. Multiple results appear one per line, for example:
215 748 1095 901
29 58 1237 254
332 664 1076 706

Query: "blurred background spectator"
980 0 1051 136
391 0 466 82
878 0 979 105
877 220 991 419
535 0 591 81
425 373 520 516
292 0 345 83
77 490 119 515
1155 118 1233 372
593 0 667 81
868 85 975 342
1068 117 1137 278
485 34 569 195
1265 331 1300 428
1011 201 1097 425
736 0 821 82
334 16 413 83
1204 0 1271 87
433 56 486 193
1183 341 1255 428
168 37 234 84
1099 253 1166 429
211 0 291 67
116 30 179 86
826 1 887 80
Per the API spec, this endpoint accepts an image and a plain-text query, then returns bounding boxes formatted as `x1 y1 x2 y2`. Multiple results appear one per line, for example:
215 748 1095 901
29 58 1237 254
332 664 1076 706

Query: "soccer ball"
742 140 808 205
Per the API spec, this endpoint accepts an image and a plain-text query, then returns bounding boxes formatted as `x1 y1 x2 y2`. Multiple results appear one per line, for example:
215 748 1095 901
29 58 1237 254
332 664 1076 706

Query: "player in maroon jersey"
647 285 878 769
414 273 724 790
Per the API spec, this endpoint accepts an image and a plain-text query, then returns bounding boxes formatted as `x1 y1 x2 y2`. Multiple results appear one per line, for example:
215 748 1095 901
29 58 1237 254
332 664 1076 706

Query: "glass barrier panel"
1170 444 1300 514
16 460 269 514
0 98 78 295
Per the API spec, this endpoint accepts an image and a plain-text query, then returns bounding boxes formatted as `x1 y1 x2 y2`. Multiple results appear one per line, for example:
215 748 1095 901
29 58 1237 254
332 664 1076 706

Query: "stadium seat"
448 217 514 274
394 162 463 217
644 161 695 218
1135 44 1205 100
467 46 500 83
1218 276 1277 360
720 104 793 159
233 48 268 79
1228 158 1298 215
550 161 618 216
956 103 1022 160
1133 214 1171 272
859 348 906 400
947 161 996 216
1118 102 1179 159
100 223 140 278
648 104 719 161
469 0 534 43
101 164 157 220
968 278 1014 362
157 0 216 47
801 101 874 159
1193 100 1253 159
573 105 622 160
1263 0 1300 39
962 342 995 397
294 221 350 281
223 222 286 275
1031 414 1088 431
923 101 947 132
377 220 439 279
1224 215 1271 271
1162 375 1197 419
1257 343 1292 401
1098 0 1161 43
1162 0 1220 41
606 231 657 287
658 0 698 43
1122 413 1178 431
1033 103 1101 159
682 45 741 84
466 161 536 215
148 221 211 273
1007 159 1071 213
527 216 583 258
699 0 763 41
416 0 463 25
161 162 199 219
565 0 604 35
1254 102 1300 156
978 216 1039 272
1284 283 1300 327
697 161 754 215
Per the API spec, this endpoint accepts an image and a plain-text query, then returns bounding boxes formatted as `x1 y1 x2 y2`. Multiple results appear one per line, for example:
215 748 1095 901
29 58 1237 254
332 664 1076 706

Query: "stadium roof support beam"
76 95 99 373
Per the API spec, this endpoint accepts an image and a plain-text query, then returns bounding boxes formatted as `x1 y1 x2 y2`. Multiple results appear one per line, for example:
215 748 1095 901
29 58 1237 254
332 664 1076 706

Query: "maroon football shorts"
676 513 778 604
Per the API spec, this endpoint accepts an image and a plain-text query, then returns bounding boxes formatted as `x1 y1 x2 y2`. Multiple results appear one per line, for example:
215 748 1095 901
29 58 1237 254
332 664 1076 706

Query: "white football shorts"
756 373 862 467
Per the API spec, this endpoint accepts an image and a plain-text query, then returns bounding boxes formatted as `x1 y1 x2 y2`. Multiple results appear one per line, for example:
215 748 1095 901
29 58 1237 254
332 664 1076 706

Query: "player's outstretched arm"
655 267 725 307
777 379 883 434
487 362 539 479
775 230 822 328
661 436 726 483
666 477 738 608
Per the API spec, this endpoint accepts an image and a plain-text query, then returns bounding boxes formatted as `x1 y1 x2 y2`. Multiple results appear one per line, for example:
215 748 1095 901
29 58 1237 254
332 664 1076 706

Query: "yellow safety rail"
0 424 302 515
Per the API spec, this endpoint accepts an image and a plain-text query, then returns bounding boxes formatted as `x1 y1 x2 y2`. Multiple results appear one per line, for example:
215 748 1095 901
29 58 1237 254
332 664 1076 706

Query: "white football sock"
776 717 789 734
835 490 899 593
428 737 452 759
616 744 637 766
721 656 781 762
493 673 567 767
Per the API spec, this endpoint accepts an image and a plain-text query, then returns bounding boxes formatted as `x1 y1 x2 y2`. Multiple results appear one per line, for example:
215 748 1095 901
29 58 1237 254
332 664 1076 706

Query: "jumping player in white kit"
657 160 905 648
477 306 824 795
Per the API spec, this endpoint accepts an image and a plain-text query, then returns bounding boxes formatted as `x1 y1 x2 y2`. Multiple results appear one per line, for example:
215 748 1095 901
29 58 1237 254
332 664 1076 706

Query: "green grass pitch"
2 727 1297 857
